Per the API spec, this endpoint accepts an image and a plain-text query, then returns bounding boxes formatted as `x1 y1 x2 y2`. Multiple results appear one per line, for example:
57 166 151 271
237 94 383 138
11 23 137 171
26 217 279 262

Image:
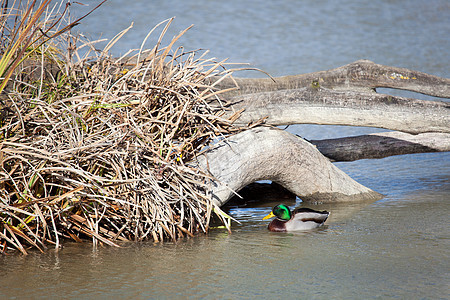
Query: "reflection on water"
1 0 449 298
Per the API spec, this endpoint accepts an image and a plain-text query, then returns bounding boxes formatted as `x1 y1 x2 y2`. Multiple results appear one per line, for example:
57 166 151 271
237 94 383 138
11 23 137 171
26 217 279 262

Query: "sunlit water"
1 185 449 299
1 0 449 299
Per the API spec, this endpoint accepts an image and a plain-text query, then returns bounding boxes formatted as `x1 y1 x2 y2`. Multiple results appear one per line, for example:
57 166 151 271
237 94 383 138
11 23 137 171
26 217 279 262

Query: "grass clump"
1 1 242 254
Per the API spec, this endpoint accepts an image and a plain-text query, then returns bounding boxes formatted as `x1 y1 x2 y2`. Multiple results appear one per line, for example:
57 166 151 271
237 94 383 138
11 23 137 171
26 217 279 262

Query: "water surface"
1 0 449 299
1 184 448 298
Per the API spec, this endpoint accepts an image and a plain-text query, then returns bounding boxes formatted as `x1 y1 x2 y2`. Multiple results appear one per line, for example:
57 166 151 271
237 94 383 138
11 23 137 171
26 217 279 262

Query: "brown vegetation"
1 1 242 254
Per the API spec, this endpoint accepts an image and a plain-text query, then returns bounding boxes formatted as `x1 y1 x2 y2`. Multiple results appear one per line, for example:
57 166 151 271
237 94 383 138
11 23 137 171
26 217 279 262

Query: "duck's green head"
262 204 292 221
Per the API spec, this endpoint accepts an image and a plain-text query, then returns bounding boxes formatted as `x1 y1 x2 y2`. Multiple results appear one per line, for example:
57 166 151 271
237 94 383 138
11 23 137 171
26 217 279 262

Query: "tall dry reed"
1 2 242 254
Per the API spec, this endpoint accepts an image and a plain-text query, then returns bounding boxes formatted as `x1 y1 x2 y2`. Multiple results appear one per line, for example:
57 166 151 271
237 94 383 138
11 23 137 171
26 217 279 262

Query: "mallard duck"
262 204 329 232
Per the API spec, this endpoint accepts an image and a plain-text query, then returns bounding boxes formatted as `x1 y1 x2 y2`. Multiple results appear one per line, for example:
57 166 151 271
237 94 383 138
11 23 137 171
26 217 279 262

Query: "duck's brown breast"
268 219 287 232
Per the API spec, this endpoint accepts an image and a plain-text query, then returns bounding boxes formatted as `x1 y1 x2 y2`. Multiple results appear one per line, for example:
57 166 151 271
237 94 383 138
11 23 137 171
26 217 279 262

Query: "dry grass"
1 3 243 254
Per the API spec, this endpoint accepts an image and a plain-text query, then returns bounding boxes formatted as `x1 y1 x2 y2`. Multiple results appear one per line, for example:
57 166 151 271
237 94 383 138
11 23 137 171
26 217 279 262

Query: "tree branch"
212 59 450 98
311 132 450 161
224 87 449 134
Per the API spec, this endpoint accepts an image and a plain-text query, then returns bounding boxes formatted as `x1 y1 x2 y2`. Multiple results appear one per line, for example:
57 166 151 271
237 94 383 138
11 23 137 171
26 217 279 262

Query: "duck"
262 204 330 232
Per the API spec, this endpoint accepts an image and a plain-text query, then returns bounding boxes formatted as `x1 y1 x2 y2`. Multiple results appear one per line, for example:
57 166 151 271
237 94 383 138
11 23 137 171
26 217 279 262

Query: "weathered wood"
195 62 450 206
224 87 449 134
211 60 450 98
194 127 383 206
206 60 450 134
311 132 450 161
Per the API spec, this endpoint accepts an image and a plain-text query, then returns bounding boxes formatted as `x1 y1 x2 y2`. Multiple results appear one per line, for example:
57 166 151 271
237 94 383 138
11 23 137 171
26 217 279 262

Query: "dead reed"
1 2 242 254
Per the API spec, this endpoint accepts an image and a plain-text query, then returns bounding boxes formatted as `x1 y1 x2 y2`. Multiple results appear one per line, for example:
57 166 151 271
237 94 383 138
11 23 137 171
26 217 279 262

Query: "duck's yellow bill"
262 211 275 220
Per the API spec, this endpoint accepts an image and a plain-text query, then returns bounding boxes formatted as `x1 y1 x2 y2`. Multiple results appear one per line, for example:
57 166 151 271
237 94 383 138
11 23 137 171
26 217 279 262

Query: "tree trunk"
223 87 449 134
211 59 450 98
194 127 383 206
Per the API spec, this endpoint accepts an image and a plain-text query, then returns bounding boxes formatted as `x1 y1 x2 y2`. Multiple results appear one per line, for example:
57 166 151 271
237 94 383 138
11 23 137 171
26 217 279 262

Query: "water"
1 0 449 298
69 0 449 78
1 187 449 298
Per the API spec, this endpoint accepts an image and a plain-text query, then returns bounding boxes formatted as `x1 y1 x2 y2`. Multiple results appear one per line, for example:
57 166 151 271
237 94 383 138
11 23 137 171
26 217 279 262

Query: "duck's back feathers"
292 207 329 214
282 207 329 231
292 207 329 224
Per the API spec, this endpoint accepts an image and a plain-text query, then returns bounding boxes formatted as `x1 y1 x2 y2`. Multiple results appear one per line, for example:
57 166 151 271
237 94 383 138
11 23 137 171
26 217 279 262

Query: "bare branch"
211 60 450 98
225 87 449 134
311 132 450 162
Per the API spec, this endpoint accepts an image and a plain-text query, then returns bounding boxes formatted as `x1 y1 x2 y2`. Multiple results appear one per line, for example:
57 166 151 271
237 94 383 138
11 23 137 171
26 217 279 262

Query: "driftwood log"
195 60 449 206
